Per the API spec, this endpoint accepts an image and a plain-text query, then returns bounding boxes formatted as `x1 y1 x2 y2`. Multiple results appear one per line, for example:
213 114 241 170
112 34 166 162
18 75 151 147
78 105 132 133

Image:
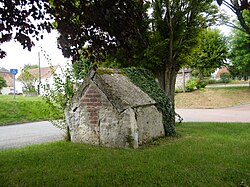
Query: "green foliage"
42 60 91 130
186 78 198 92
196 79 208 89
206 78 224 84
218 1 250 35
0 75 7 90
228 13 250 79
17 69 37 93
220 72 231 83
147 0 221 72
72 58 91 80
189 28 228 79
123 68 175 136
140 0 222 103
186 78 208 92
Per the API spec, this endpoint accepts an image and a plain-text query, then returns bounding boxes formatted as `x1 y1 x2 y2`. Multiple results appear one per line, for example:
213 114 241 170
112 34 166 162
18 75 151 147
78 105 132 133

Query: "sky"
0 30 70 76
0 3 235 76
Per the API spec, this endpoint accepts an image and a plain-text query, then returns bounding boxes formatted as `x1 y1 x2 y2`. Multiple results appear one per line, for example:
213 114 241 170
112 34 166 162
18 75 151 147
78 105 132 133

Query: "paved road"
0 121 64 149
176 104 250 122
1 104 249 149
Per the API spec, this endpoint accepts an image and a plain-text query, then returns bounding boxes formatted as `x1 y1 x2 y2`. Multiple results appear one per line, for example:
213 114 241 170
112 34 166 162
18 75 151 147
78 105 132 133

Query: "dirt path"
176 104 250 122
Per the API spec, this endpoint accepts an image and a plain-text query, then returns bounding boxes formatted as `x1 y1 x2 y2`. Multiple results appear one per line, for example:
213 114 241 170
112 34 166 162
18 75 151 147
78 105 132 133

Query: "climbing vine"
123 67 176 136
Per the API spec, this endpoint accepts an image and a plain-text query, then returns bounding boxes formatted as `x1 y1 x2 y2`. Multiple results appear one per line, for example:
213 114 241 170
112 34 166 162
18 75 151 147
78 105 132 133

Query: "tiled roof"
18 65 59 80
0 68 13 87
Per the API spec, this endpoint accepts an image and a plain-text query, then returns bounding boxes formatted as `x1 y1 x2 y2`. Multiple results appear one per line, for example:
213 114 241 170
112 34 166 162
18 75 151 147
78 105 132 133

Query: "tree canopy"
141 0 220 103
189 28 228 79
1 0 231 104
0 0 52 58
17 64 38 92
50 0 148 62
228 12 250 79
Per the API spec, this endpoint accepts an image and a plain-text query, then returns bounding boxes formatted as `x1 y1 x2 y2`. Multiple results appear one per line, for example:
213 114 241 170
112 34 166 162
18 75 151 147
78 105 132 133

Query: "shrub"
220 72 231 83
206 79 224 84
0 75 7 90
186 78 208 91
196 79 208 89
186 78 197 92
42 60 91 139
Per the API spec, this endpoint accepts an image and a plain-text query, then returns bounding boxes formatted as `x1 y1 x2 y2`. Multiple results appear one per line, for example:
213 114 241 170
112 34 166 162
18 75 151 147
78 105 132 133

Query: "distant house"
17 65 62 94
0 68 22 95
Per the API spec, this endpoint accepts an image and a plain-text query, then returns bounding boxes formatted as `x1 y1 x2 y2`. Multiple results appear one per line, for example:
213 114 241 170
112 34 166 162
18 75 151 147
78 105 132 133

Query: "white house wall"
1 81 23 95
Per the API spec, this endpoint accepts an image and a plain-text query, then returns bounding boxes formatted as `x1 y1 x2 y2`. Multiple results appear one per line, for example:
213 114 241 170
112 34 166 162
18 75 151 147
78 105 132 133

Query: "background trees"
189 28 228 79
142 0 220 103
18 64 38 92
2 0 244 103
0 75 7 90
228 11 250 79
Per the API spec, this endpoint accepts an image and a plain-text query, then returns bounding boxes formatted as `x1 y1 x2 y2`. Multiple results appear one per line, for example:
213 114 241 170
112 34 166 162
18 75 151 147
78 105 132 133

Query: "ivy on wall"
123 67 176 136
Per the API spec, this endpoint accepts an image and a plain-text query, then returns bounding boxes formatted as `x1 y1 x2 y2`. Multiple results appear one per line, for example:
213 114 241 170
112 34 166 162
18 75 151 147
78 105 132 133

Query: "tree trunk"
156 67 177 133
156 67 177 106
164 67 177 106
156 70 165 91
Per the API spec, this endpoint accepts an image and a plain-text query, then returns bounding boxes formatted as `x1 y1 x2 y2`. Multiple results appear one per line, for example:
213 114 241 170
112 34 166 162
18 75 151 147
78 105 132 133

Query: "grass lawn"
0 95 62 125
0 122 249 186
175 86 250 109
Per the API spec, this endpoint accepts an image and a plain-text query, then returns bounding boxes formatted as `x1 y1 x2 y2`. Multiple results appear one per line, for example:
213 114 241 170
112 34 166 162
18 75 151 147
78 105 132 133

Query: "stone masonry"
65 69 165 148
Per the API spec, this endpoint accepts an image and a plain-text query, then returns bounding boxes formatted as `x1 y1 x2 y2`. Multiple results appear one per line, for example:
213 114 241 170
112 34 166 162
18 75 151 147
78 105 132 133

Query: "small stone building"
175 69 192 90
65 69 165 148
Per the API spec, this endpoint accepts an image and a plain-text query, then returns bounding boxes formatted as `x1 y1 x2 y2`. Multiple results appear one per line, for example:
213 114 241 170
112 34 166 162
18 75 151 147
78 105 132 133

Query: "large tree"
189 28 228 79
0 0 52 58
143 0 220 103
228 12 250 79
1 0 223 104
17 64 38 92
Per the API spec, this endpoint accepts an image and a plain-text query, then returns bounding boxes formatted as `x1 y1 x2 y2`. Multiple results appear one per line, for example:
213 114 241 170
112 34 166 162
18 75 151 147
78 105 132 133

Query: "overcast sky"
0 3 234 76
0 30 70 76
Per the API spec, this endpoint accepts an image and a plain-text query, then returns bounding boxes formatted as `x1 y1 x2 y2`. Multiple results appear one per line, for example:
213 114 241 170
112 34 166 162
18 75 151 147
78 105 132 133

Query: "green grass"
0 95 62 125
175 87 250 108
209 86 249 90
0 122 249 186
